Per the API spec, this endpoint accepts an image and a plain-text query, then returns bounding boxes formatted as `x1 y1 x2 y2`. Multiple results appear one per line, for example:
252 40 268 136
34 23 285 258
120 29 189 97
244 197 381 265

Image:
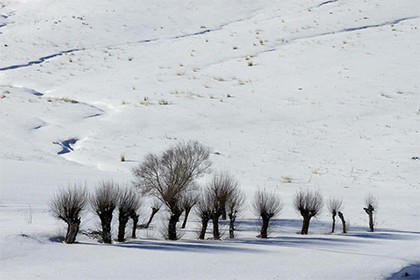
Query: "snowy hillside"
0 0 419 279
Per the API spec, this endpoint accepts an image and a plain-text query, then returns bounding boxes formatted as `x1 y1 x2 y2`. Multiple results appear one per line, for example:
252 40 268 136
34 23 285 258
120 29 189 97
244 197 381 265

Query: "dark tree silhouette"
253 190 283 238
196 192 212 240
227 188 245 239
141 200 162 229
91 181 120 243
327 197 343 233
181 191 199 229
363 193 378 232
338 211 347 233
207 172 239 240
293 189 324 235
117 187 141 242
132 140 211 240
50 185 88 244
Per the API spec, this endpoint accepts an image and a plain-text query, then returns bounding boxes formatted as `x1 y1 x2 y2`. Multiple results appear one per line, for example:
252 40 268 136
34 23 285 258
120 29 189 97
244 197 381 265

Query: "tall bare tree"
117 187 141 242
181 190 199 229
132 140 211 240
327 197 343 233
253 190 283 238
207 172 239 240
293 189 324 235
363 193 378 232
91 181 120 243
50 185 88 244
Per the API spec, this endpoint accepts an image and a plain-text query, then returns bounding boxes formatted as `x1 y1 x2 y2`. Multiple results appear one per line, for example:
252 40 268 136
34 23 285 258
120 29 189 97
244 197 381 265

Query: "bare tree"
181 190 199 229
196 192 212 240
50 185 88 244
141 200 162 229
327 197 343 233
338 211 347 233
227 188 245 239
132 140 211 240
91 181 120 243
117 187 141 242
207 172 239 240
253 190 283 238
293 189 324 235
363 193 378 232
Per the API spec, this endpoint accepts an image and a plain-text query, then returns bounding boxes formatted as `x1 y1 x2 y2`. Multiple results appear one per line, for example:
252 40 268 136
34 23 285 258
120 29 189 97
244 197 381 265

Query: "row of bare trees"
50 182 141 244
50 140 379 244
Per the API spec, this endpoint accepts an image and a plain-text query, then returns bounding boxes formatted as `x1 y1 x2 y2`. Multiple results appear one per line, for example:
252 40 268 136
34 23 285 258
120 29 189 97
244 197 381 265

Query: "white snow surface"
0 0 419 279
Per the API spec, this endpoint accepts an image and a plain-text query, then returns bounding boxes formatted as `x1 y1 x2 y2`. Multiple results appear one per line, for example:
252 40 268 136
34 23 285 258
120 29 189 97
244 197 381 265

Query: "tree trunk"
64 219 80 244
167 212 181 240
260 217 270 238
181 207 191 229
100 214 113 243
368 213 374 232
130 212 139 238
364 207 374 232
338 211 346 234
212 216 220 240
145 207 160 228
301 215 311 235
228 212 236 239
118 214 129 242
331 211 336 233
199 218 209 240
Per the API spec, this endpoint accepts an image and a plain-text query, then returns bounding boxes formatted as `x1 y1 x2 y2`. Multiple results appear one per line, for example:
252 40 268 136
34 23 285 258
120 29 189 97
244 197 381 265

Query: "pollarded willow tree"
91 181 120 243
363 193 378 232
327 197 343 233
117 187 141 242
293 189 324 235
196 192 212 240
227 187 245 239
132 140 211 240
207 172 240 240
253 190 283 238
50 185 88 244
181 190 199 229
142 199 162 229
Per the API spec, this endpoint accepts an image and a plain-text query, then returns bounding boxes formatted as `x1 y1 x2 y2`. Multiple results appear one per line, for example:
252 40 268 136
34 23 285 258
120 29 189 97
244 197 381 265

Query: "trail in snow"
0 11 261 72
318 0 339 7
200 16 419 70
0 49 81 71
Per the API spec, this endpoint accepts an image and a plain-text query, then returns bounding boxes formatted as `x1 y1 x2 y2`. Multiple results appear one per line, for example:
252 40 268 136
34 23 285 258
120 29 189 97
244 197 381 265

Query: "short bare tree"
338 211 347 233
132 140 211 240
227 188 245 239
181 190 199 229
363 193 378 232
327 197 343 233
142 200 162 229
91 181 120 243
117 187 141 242
294 189 324 235
50 185 88 244
196 192 212 240
207 172 239 240
253 190 283 238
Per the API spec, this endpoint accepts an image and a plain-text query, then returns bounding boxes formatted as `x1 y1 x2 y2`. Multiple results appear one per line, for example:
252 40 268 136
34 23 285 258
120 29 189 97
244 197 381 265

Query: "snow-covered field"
1 0 419 279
